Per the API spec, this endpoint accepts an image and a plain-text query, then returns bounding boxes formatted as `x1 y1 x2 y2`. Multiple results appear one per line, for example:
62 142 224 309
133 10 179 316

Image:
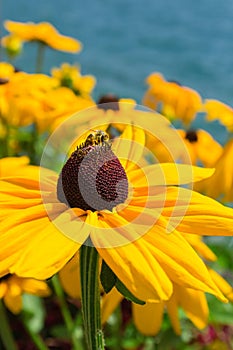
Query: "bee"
84 130 110 147
75 130 111 157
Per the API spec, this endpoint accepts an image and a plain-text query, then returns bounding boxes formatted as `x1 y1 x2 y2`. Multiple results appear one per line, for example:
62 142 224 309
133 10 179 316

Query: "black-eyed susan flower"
194 138 233 203
92 93 191 164
4 20 82 53
0 274 50 314
1 116 233 305
1 70 94 132
51 63 96 98
176 129 223 167
204 99 233 133
142 72 203 126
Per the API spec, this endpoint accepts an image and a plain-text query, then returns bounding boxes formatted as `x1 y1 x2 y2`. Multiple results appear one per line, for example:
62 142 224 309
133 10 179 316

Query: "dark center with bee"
57 131 128 211
185 130 198 143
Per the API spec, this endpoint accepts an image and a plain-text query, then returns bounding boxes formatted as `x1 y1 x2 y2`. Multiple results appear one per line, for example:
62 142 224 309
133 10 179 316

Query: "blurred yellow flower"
176 129 223 167
204 99 233 132
143 72 203 126
96 94 192 164
1 34 23 58
51 63 96 98
0 274 50 314
1 70 94 132
4 20 82 53
0 62 16 81
194 138 233 202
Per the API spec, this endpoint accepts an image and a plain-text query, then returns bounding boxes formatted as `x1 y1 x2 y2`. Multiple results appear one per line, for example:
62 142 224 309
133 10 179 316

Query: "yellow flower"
51 63 96 98
0 116 233 304
194 138 233 202
1 70 94 131
4 20 82 53
176 129 223 167
0 274 50 314
1 71 58 127
1 34 23 58
96 94 193 164
204 99 233 132
0 62 15 81
142 72 203 126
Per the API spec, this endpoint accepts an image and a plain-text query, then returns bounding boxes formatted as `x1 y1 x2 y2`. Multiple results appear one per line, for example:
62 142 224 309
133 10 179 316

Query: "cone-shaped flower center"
97 94 119 111
185 130 198 143
57 131 128 211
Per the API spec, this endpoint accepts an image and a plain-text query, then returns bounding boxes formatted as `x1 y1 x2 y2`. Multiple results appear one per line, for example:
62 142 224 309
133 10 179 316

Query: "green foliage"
22 294 46 333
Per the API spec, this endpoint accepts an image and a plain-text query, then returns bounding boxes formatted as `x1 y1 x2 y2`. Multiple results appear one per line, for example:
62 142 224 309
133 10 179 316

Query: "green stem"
36 42 46 73
22 319 49 350
51 274 83 350
80 242 105 350
0 299 18 350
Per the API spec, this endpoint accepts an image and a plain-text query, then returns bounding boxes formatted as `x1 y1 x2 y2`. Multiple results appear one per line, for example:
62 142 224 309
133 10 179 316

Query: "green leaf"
115 278 145 305
22 294 46 333
100 260 117 293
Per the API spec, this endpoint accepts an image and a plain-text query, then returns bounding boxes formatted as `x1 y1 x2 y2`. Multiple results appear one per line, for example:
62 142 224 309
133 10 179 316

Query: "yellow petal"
183 234 217 262
20 277 51 297
143 221 227 301
101 288 123 324
0 217 51 277
132 301 164 336
1 204 48 231
175 285 209 329
50 208 90 244
0 179 41 198
112 124 145 172
166 294 181 335
208 269 233 301
4 294 22 314
161 187 233 236
90 213 172 302
128 163 215 188
59 254 81 299
0 283 7 298
10 221 81 279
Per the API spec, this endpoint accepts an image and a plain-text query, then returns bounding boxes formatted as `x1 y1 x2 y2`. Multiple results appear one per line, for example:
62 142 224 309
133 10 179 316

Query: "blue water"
1 0 233 117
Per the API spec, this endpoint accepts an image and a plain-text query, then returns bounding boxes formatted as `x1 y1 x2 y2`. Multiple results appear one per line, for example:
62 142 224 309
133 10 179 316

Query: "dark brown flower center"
57 135 128 211
185 130 198 143
0 273 11 281
97 94 119 111
0 78 9 85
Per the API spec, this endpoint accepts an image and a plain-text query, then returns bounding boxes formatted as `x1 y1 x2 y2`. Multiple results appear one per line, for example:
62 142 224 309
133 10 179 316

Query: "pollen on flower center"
185 130 198 143
57 132 129 211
